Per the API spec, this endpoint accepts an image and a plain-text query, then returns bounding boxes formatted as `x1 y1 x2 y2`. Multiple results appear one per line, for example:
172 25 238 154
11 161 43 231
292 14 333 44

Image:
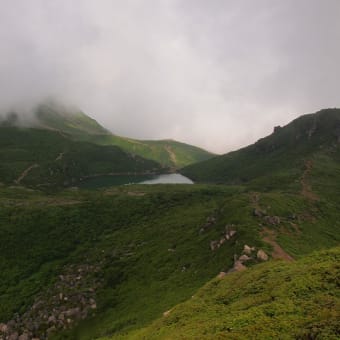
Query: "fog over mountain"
1 0 340 153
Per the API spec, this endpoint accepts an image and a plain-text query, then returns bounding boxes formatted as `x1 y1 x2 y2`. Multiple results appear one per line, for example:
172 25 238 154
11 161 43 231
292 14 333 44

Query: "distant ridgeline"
0 107 339 339
181 108 340 187
0 102 214 188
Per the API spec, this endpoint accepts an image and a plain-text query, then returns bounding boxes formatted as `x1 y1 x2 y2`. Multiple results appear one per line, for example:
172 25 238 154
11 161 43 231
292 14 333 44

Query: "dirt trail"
165 145 177 166
261 227 294 261
15 164 39 184
301 160 319 201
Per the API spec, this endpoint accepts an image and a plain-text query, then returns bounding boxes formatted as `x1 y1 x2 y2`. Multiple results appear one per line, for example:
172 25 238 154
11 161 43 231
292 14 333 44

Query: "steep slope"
0 127 163 188
181 108 340 186
32 102 214 168
121 247 340 340
35 102 110 136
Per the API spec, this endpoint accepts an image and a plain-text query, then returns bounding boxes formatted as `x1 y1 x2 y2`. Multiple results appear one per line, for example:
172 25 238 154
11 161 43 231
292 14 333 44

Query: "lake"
79 173 193 189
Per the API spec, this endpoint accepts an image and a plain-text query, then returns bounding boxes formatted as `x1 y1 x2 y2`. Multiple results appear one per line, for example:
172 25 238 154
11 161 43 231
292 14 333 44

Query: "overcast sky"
1 0 339 153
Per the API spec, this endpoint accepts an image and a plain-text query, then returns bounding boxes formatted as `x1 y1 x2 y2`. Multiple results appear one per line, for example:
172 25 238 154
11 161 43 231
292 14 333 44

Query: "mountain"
123 247 339 339
33 102 215 168
0 108 339 340
0 127 163 188
181 108 340 186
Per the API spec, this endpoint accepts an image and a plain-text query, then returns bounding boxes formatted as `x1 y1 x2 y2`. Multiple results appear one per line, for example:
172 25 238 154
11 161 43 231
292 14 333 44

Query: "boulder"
0 323 8 333
257 249 269 261
239 254 251 262
163 310 171 317
243 244 252 255
8 332 19 340
210 240 219 251
229 230 237 237
18 334 29 340
233 260 247 272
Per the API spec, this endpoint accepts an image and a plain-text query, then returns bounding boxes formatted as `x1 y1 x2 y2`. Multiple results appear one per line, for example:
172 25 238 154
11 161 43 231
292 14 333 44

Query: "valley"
0 108 339 339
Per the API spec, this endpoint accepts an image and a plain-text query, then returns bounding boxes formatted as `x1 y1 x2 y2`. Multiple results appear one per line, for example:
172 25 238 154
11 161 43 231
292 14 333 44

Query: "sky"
1 0 340 153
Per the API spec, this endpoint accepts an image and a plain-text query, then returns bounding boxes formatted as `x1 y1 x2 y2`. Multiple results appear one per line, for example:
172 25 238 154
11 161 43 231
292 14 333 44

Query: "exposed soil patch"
261 227 294 261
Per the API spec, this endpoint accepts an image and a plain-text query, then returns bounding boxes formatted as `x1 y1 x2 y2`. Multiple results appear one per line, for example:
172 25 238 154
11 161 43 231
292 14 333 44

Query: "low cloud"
1 0 339 153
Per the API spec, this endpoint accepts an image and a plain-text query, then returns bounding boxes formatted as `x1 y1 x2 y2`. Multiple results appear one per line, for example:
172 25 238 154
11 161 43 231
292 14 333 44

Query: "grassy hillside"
0 108 339 340
181 108 340 185
0 127 163 188
0 148 339 339
32 102 214 168
121 247 340 340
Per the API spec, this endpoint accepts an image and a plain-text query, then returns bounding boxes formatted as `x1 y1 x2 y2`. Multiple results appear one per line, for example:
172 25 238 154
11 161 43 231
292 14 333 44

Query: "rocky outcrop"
0 263 102 340
200 216 217 233
210 225 237 251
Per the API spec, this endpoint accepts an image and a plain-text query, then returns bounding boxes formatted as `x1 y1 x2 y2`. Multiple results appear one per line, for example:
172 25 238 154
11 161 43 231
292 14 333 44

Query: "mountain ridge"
181 108 340 185
32 102 215 168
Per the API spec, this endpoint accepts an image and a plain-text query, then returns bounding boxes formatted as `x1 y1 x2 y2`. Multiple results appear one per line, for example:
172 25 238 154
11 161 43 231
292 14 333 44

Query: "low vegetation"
0 108 339 339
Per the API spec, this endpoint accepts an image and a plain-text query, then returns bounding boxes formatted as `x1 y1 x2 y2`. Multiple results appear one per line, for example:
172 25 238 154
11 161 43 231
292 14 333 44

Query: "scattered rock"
200 216 217 233
218 272 227 279
233 260 247 272
243 244 255 255
257 249 269 261
229 230 237 237
18 333 29 340
264 216 281 225
238 254 251 262
0 323 8 334
163 310 171 317
8 332 19 340
210 240 220 251
253 208 266 217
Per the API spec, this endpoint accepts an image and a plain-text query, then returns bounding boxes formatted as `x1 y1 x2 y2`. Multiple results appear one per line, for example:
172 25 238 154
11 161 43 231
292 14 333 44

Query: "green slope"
0 127 163 188
181 108 340 185
0 108 339 340
33 102 214 168
121 247 340 340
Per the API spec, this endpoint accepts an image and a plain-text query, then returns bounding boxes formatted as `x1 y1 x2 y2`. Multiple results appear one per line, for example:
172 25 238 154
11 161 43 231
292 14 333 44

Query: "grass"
120 247 340 339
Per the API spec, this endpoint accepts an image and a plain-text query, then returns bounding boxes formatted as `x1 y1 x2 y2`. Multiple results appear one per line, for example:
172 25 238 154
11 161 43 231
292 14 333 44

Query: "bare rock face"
257 249 269 261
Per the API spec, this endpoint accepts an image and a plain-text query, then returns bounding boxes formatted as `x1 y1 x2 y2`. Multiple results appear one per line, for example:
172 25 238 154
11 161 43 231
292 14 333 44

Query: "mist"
1 0 340 153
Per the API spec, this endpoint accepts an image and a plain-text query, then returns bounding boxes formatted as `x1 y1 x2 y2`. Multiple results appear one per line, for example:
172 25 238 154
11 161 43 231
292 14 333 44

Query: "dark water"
79 173 193 189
